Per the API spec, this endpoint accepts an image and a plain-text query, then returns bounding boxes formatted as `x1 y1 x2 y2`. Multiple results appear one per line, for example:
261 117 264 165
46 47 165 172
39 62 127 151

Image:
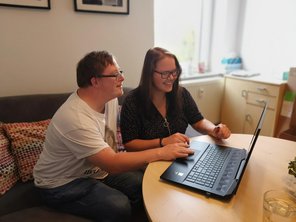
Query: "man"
33 50 194 222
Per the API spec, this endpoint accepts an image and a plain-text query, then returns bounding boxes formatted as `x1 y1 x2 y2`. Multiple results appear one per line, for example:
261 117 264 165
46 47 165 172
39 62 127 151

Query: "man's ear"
90 76 100 87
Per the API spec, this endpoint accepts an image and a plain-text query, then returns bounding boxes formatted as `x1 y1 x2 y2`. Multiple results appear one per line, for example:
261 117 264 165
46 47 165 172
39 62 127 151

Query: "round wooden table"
143 134 296 222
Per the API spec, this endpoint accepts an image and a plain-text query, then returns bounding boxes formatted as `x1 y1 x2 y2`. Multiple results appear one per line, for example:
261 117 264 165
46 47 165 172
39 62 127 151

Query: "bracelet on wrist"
159 137 164 147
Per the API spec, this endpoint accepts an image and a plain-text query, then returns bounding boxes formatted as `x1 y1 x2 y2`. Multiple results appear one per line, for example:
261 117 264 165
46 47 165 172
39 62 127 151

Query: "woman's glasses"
154 69 180 79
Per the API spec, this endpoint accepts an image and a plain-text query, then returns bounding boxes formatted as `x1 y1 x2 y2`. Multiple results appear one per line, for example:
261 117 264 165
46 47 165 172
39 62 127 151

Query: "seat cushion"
0 206 91 222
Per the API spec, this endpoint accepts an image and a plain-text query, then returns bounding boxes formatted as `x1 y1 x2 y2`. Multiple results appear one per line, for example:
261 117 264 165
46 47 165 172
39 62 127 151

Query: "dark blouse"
120 87 204 144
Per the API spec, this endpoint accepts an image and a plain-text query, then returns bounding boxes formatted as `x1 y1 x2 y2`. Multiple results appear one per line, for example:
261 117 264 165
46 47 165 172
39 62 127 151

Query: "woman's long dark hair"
137 47 183 119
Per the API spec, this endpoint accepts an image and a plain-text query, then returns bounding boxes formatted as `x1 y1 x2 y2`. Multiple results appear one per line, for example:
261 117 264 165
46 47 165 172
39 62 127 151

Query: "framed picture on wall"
74 0 129 14
0 0 50 9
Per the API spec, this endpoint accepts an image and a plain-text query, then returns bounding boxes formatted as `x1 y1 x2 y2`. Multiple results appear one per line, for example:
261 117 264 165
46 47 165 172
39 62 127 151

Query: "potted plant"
287 157 296 197
288 157 296 178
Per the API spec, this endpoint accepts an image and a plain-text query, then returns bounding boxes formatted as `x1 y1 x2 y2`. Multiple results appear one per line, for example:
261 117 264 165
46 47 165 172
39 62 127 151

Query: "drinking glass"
263 190 296 222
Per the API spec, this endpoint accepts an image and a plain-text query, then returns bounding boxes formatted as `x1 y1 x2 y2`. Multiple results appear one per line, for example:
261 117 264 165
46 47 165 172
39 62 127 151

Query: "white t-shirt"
33 91 118 188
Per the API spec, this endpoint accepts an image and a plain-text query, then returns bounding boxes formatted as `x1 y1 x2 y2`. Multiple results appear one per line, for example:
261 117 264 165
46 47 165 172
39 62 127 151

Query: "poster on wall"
0 0 50 9
74 0 129 14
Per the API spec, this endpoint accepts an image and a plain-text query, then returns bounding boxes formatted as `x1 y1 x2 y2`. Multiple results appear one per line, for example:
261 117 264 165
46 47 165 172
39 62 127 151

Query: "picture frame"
0 0 50 10
74 0 129 15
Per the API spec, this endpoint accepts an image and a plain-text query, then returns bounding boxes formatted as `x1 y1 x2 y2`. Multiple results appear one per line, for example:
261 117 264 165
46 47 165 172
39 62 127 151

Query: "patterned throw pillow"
0 123 19 195
3 119 50 182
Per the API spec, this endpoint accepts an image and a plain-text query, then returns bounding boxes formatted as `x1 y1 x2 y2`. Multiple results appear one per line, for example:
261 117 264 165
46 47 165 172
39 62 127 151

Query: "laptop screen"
247 102 268 154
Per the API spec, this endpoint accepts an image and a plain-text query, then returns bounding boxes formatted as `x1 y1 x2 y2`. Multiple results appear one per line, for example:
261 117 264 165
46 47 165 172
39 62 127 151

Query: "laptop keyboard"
185 145 230 188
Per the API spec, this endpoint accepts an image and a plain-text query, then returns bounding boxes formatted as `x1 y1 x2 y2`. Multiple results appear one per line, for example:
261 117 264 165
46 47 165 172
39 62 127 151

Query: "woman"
120 47 231 151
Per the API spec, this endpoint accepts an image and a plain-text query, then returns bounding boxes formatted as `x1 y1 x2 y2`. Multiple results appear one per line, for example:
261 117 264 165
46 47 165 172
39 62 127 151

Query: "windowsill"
180 72 224 81
181 72 287 85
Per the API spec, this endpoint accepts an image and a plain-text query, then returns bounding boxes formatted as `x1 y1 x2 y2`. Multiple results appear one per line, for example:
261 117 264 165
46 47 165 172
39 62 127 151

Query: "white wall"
0 0 154 96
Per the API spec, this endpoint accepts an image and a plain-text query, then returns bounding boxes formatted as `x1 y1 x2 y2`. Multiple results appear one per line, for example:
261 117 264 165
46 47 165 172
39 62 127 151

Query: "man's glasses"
154 69 180 79
95 70 124 81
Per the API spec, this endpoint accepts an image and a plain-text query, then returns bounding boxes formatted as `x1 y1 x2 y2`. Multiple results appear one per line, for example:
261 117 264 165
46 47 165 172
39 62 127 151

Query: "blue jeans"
36 171 143 222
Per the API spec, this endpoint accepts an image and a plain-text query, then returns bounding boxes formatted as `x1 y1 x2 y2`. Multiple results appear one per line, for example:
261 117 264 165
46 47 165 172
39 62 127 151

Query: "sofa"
0 87 146 222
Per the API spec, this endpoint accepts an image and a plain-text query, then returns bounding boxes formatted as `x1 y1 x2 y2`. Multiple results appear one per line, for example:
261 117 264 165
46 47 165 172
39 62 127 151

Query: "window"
154 0 214 79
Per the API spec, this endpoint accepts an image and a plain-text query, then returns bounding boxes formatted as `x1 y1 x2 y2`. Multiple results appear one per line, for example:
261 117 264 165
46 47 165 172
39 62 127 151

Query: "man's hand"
159 142 194 160
162 133 190 146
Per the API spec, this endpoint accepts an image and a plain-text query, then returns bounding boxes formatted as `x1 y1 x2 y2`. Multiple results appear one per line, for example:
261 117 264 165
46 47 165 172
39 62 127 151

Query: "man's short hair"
76 51 115 88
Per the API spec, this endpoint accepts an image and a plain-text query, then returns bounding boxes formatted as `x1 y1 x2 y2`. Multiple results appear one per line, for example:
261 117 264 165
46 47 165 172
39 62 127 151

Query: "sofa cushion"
2 120 50 182
0 123 19 196
0 181 42 216
0 93 70 123
0 206 91 222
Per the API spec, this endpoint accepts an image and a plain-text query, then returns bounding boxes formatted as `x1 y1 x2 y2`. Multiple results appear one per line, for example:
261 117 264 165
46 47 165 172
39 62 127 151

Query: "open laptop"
160 102 268 199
